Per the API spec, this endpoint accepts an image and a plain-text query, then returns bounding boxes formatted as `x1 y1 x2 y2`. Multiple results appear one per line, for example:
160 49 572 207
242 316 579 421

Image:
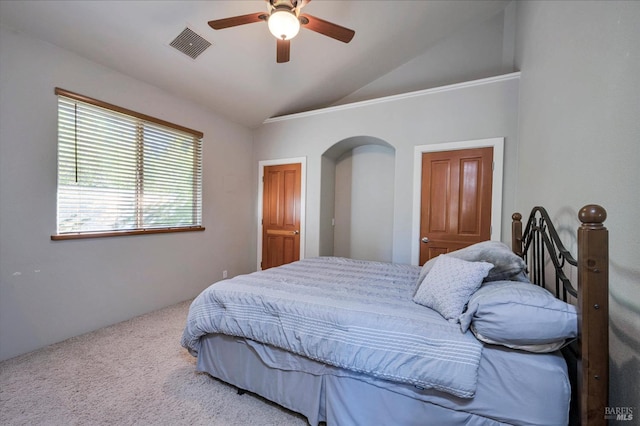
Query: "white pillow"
470 325 568 353
413 255 493 320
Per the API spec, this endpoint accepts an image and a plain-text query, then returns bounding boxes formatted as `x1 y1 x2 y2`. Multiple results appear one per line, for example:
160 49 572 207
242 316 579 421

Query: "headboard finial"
579 204 606 227
512 212 522 221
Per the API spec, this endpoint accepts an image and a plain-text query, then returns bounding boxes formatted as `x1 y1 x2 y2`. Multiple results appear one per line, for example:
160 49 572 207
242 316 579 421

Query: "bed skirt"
196 333 570 425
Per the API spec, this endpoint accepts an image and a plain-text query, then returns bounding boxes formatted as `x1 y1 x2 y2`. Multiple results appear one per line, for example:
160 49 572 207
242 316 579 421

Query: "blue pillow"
413 255 493 320
459 280 577 353
417 241 528 287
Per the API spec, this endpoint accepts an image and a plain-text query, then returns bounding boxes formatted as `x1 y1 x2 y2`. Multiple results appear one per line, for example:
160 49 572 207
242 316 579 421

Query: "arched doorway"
320 137 395 262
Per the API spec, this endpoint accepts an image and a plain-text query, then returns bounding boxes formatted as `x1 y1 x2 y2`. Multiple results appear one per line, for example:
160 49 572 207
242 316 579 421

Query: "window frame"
51 88 205 240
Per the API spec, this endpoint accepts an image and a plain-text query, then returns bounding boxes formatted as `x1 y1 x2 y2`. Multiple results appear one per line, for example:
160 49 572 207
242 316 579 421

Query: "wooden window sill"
51 226 205 240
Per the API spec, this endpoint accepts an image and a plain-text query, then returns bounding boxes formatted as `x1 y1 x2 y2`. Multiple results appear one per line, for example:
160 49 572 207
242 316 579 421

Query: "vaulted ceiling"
0 0 510 128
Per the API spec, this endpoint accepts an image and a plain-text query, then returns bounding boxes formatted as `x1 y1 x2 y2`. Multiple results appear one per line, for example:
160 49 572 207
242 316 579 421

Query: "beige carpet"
0 300 308 425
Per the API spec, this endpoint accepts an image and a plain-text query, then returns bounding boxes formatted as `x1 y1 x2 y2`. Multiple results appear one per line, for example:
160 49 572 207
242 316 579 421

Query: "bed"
181 204 609 425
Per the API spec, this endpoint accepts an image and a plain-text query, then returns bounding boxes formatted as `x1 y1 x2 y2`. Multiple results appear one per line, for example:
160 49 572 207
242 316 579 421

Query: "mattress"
197 333 570 426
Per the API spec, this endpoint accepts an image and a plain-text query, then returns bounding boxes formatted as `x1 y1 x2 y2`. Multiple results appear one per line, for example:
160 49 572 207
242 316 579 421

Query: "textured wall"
0 28 255 361
514 0 640 412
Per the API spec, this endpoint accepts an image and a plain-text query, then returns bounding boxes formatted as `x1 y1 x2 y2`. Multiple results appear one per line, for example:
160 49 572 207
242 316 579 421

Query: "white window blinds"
55 88 203 237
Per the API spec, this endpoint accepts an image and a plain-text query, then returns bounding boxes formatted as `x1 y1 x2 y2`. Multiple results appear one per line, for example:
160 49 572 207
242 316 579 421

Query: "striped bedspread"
181 257 483 398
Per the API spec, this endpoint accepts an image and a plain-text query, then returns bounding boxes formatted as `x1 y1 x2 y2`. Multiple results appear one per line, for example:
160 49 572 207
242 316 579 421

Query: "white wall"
334 144 395 262
333 152 353 258
318 155 336 257
254 74 521 264
0 27 255 361
514 0 640 410
334 10 511 106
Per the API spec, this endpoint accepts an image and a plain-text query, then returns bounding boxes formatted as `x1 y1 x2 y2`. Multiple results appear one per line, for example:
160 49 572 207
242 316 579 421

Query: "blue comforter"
181 257 483 398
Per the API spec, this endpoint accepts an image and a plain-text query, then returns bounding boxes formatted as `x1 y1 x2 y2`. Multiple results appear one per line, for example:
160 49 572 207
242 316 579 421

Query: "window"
52 88 204 240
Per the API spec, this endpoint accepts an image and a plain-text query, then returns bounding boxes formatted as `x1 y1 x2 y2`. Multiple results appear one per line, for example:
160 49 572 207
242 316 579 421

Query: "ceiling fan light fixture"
268 9 300 40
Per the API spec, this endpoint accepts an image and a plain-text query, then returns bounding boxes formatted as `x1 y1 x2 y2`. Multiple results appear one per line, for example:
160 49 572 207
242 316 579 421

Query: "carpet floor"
0 300 308 425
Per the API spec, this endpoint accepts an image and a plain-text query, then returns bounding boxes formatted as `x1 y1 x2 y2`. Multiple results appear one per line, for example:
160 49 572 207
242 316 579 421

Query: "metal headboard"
514 206 577 301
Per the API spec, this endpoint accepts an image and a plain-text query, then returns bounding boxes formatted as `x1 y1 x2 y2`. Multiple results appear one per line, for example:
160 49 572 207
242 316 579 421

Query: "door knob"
421 237 430 243
293 230 300 235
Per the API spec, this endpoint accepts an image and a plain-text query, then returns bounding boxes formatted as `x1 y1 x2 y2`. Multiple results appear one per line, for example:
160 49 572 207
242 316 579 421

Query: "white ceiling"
0 0 509 128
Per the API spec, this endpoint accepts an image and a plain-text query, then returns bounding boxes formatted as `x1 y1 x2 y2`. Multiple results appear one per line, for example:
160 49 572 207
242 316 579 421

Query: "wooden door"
419 147 493 265
262 163 301 269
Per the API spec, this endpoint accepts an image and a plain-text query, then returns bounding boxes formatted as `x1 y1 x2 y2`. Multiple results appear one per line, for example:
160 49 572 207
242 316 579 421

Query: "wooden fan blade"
300 14 355 43
277 39 290 63
208 12 266 30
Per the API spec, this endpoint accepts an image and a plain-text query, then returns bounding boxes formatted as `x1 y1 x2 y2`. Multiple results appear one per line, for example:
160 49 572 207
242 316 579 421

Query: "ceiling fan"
208 0 355 63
